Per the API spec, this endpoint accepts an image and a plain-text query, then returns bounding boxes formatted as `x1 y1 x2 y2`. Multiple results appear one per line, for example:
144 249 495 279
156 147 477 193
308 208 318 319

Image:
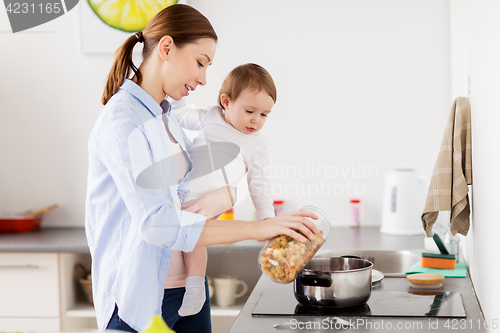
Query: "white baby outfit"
171 103 275 221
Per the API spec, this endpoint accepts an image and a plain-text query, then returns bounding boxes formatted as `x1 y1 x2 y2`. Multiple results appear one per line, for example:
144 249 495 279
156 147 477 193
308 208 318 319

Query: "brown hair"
102 4 218 105
218 63 277 111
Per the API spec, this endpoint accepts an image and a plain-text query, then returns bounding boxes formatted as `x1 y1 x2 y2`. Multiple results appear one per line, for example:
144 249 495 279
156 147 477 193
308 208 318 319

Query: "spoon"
19 204 58 216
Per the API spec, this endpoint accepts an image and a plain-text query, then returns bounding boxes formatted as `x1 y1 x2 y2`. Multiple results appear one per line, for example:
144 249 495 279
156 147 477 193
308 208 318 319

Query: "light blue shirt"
85 79 206 330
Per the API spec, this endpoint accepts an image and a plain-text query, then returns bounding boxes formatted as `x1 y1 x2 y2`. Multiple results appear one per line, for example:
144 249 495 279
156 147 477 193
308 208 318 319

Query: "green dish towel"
405 261 467 278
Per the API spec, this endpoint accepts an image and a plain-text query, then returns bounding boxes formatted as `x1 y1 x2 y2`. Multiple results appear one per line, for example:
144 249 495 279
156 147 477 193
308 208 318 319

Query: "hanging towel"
421 97 472 236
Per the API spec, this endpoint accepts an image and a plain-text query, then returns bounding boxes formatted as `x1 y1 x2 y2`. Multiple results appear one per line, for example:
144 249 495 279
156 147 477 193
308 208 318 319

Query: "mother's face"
161 37 216 101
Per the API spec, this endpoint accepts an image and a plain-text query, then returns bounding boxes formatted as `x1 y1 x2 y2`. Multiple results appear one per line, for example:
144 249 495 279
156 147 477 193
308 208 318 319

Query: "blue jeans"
107 277 211 333
162 277 212 333
106 305 136 331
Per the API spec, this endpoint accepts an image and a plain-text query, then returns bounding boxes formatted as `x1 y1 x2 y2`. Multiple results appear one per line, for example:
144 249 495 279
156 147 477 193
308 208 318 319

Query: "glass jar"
258 205 331 284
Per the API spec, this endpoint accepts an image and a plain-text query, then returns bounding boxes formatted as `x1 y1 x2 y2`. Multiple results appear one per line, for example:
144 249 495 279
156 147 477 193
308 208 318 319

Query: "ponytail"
101 4 217 105
102 35 142 105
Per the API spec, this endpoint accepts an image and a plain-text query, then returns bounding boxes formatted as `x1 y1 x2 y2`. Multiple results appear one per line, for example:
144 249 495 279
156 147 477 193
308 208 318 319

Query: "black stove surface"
252 289 466 318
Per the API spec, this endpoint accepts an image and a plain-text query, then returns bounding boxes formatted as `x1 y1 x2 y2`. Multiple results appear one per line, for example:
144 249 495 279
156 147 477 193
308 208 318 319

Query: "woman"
85 4 318 332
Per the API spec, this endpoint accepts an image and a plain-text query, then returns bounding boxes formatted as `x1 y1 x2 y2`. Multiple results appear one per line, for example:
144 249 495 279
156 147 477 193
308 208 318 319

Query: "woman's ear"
220 93 231 109
157 36 174 61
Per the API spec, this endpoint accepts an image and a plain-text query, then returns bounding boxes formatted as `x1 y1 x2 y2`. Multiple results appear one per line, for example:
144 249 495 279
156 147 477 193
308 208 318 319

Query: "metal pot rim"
302 265 372 275
302 257 373 274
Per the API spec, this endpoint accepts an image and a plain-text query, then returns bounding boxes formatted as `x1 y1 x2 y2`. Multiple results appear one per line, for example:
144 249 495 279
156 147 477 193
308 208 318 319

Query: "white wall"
450 1 500 330
0 0 451 228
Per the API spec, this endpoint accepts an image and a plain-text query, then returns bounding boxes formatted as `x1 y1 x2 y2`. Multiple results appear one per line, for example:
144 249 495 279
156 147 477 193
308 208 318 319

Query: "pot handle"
299 271 332 287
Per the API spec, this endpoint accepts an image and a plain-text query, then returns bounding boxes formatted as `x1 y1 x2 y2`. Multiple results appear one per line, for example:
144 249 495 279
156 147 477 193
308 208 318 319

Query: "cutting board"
405 261 467 278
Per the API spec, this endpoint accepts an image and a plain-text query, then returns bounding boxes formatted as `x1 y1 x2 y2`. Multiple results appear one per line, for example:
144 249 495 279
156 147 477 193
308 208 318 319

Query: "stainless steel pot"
294 257 373 308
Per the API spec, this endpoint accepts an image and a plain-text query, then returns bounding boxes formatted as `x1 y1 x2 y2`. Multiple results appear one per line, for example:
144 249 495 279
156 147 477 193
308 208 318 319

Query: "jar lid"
406 273 445 284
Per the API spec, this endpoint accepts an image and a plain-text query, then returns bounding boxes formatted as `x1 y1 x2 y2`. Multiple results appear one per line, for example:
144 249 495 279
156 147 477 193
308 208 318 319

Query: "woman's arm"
196 209 319 247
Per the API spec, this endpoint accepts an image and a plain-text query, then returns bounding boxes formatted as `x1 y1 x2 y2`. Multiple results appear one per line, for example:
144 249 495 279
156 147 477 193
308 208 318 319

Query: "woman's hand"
252 209 319 243
182 186 235 219
196 209 320 247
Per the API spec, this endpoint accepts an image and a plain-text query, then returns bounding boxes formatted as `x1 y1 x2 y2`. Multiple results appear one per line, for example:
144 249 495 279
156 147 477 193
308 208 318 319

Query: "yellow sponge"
421 252 456 270
140 315 175 333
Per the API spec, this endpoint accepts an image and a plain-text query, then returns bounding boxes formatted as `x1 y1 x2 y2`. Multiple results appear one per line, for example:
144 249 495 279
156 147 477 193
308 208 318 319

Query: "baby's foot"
178 276 206 317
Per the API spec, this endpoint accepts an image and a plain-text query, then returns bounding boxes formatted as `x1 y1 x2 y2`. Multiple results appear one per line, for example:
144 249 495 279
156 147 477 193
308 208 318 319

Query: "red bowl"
0 215 43 233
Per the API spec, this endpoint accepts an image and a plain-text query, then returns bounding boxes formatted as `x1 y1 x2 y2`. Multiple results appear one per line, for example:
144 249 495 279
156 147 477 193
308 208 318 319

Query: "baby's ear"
220 93 230 109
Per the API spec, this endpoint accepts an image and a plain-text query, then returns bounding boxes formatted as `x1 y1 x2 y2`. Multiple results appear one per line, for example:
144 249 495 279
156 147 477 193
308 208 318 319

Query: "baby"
166 63 277 316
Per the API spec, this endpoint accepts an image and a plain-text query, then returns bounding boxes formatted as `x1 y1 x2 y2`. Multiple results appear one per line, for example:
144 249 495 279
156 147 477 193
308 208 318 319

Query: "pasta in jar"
258 205 331 284
258 231 326 283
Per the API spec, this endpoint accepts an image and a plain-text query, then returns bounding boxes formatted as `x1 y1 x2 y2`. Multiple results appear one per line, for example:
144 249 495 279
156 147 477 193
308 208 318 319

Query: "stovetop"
252 288 466 318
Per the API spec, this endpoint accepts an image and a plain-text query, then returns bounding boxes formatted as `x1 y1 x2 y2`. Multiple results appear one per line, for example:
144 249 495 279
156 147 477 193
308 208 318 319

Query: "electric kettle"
380 169 428 235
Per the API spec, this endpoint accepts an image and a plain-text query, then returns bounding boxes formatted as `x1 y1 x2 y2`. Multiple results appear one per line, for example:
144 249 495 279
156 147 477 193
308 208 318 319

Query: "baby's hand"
182 186 235 219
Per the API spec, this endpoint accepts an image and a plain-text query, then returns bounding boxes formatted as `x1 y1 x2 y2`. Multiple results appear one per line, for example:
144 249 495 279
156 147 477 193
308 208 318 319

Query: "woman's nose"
197 70 207 86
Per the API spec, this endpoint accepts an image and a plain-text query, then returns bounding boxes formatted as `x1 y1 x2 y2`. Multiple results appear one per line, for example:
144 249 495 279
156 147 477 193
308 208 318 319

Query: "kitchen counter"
0 227 264 254
0 227 90 253
229 227 487 333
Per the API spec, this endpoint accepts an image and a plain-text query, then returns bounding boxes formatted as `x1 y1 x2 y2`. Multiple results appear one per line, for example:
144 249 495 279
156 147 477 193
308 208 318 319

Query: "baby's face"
222 89 274 135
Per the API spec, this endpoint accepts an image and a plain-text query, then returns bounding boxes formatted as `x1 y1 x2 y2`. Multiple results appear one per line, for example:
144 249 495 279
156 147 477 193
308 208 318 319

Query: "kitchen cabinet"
0 228 96 332
0 252 96 331
0 253 60 331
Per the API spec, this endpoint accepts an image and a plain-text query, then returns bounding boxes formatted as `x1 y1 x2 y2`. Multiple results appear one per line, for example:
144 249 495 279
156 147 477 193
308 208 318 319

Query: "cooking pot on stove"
294 257 373 308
